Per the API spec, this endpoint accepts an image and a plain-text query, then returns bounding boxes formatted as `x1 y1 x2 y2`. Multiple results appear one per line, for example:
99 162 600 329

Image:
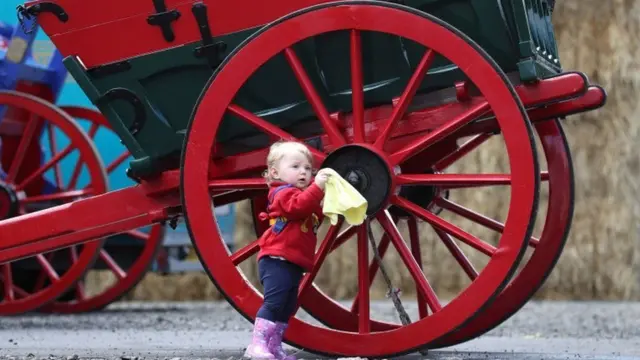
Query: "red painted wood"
31 0 334 68
0 170 179 263
25 0 194 35
527 85 606 120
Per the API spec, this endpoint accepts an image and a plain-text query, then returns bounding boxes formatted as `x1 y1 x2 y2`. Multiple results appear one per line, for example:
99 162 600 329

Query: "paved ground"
1 300 640 360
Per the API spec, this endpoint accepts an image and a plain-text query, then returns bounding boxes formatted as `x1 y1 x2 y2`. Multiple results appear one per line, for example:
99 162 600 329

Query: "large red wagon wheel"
181 2 540 357
247 119 573 340
37 106 165 313
0 90 107 315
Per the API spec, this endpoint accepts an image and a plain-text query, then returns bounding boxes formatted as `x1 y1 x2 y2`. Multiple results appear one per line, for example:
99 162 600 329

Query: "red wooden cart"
1 0 605 357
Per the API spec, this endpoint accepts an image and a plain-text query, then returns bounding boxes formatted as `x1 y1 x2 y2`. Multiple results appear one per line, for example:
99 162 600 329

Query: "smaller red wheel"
37 106 165 313
0 90 107 315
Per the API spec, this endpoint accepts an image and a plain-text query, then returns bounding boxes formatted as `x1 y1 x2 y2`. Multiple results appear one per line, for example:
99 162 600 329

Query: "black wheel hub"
389 169 449 218
321 145 392 215
0 181 19 220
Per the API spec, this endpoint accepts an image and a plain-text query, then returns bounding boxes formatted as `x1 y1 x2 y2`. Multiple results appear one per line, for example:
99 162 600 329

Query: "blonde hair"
263 140 314 183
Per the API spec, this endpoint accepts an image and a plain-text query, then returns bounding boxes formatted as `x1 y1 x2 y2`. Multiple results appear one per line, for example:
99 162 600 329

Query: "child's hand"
315 168 332 190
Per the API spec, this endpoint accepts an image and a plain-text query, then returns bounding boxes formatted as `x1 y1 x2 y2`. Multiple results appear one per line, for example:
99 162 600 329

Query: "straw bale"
84 270 223 302
532 0 640 300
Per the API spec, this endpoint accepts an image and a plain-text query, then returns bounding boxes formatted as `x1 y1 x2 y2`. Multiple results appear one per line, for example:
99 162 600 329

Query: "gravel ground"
1 300 639 360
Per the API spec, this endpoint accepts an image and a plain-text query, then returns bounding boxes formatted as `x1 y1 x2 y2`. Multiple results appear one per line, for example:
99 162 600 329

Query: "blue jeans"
256 256 303 323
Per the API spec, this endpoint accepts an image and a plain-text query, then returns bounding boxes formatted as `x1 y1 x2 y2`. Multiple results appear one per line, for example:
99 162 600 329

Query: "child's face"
271 151 313 189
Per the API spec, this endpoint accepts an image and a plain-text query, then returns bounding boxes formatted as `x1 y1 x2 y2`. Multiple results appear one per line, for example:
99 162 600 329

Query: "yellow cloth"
322 168 368 226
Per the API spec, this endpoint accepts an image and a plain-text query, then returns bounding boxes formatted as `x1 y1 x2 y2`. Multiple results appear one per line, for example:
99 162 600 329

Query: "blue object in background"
1 2 94 109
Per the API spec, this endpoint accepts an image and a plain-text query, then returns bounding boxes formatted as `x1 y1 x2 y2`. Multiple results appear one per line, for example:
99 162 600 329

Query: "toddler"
244 141 331 360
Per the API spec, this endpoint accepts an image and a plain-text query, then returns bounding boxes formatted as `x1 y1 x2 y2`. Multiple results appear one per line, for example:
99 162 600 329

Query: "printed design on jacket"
301 213 320 234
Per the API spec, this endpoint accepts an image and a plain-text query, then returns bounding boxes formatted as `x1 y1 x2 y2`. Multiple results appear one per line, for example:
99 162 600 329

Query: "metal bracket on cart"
87 61 133 79
16 2 68 33
191 2 228 68
95 87 147 137
147 0 181 42
168 215 181 230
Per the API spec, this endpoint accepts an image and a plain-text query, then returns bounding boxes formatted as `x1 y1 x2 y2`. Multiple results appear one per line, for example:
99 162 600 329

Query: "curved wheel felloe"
0 90 107 315
181 2 540 358
38 106 165 313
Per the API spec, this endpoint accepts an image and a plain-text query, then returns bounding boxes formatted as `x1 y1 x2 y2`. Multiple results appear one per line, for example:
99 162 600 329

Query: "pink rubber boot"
267 322 296 360
244 318 277 359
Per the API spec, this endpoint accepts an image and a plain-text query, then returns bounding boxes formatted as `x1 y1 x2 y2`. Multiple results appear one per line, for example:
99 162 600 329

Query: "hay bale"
123 272 223 301
82 270 224 302
533 0 640 300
